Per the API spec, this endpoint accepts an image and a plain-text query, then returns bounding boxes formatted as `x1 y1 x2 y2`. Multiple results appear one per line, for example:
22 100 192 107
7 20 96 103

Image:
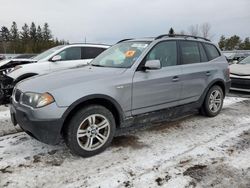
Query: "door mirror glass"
51 55 62 62
144 60 161 70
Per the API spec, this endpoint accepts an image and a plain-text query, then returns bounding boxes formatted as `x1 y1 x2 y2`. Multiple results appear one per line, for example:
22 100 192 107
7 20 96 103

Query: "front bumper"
230 75 250 92
10 100 67 145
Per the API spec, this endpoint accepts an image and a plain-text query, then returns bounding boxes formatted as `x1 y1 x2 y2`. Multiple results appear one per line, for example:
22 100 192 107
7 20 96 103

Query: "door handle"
172 76 179 82
206 71 211 76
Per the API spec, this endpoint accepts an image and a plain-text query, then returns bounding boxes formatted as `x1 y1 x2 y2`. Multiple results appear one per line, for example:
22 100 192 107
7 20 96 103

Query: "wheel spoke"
77 129 87 138
213 90 219 98
209 104 213 110
97 119 109 130
96 133 106 144
213 104 218 111
87 115 95 125
214 99 221 104
85 137 94 149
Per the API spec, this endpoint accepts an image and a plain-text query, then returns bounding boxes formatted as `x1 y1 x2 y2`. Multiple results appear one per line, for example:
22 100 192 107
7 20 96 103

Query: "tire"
201 85 224 117
64 105 116 157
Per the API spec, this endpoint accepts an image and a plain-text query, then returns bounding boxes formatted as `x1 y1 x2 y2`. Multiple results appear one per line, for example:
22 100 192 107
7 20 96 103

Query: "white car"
0 43 110 104
230 56 250 92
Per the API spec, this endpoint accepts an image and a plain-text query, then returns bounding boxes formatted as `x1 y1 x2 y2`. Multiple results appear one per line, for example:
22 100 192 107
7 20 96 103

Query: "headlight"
21 92 55 108
8 65 22 74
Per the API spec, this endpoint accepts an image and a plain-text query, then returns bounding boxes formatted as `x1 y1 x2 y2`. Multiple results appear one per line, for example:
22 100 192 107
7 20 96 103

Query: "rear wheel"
64 105 116 157
201 85 224 117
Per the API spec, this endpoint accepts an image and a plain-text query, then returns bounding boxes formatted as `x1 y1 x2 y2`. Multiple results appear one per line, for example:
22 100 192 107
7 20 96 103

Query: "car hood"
230 64 250 76
0 58 36 68
17 65 127 93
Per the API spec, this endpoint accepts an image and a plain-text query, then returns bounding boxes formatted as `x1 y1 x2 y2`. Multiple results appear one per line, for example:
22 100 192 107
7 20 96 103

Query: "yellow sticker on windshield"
125 50 136 57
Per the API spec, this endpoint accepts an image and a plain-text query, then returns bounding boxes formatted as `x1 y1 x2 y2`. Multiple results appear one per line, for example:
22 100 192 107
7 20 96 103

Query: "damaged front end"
0 74 15 105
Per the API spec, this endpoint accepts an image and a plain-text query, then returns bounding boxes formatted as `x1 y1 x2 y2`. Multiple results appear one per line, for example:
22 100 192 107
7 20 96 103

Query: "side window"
203 43 220 61
198 43 208 62
146 41 177 67
58 47 81 61
180 41 200 64
82 47 106 59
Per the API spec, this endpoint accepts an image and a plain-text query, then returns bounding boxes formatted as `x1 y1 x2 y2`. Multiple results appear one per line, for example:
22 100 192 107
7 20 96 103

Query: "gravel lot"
0 92 250 188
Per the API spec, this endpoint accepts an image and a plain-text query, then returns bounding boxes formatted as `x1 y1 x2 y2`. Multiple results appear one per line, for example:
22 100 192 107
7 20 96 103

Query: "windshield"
91 41 150 68
32 45 65 61
239 56 250 64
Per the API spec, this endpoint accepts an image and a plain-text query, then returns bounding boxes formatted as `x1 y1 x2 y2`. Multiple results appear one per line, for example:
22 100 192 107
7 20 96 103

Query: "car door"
178 41 211 104
82 47 106 64
132 41 182 115
49 47 84 71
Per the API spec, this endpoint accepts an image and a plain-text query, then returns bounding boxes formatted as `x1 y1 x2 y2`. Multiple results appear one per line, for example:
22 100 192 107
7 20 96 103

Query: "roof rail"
69 43 111 46
116 38 134 44
155 34 210 42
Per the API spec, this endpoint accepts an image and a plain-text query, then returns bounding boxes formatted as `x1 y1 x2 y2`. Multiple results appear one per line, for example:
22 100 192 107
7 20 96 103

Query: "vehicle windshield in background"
238 56 250 64
91 41 150 68
32 45 64 61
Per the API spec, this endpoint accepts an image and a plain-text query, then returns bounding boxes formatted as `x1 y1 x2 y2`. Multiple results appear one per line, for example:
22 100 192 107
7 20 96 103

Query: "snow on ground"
0 106 21 137
0 96 250 188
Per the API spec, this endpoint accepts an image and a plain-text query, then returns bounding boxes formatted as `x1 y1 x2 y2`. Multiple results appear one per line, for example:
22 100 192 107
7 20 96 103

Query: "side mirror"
144 60 161 70
51 55 62 62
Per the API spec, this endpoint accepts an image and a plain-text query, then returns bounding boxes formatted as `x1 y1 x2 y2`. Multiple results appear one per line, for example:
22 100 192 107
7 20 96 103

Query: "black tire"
64 105 116 157
201 85 224 117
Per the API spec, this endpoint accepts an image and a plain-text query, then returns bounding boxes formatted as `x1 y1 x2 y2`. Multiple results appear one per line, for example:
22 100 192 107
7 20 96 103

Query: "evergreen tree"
1 26 11 41
36 25 43 40
42 23 52 41
10 22 20 53
169 28 175 35
10 22 19 41
20 23 30 41
29 22 37 41
243 37 250 50
225 35 241 50
218 35 226 50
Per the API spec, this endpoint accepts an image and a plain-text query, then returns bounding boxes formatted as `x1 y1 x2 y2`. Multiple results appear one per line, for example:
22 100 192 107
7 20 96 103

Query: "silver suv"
10 34 231 157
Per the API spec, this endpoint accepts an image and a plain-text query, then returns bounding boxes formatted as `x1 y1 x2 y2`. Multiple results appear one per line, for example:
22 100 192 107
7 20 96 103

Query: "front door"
132 41 182 115
50 47 88 71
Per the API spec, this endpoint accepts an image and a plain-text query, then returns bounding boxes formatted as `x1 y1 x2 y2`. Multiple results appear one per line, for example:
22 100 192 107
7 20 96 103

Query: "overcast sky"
0 0 249 44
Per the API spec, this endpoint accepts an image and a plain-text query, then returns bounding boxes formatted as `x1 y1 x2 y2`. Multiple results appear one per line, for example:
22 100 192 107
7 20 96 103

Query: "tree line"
218 35 250 51
170 23 250 51
0 22 68 54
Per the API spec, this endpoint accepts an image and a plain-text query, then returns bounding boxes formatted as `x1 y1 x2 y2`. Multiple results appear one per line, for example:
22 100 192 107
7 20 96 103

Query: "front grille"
15 89 22 102
231 78 250 90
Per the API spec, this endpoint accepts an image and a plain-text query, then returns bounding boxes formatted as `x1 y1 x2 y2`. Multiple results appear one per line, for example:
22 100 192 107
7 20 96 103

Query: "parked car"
230 56 250 92
10 34 231 157
0 44 110 104
223 51 250 64
14 54 37 59
0 54 5 61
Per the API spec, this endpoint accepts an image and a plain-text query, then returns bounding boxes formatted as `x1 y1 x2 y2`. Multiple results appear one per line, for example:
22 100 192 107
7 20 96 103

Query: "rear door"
132 40 182 115
82 47 106 63
178 41 213 104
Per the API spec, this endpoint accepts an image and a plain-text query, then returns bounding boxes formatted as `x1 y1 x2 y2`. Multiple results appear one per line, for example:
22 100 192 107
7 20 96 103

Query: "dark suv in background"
11 34 231 157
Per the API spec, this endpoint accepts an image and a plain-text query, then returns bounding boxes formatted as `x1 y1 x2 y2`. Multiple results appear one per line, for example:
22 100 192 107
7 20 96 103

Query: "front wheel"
64 105 116 157
201 85 224 117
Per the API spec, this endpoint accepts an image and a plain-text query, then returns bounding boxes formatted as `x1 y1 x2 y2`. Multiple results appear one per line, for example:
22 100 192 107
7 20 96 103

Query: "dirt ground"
0 91 250 188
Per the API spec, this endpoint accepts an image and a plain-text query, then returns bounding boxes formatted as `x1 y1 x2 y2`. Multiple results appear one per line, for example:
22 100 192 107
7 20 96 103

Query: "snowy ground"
0 93 250 188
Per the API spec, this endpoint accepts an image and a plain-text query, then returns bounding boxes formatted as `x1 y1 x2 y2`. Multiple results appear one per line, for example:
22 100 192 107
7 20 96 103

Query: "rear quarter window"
203 43 221 61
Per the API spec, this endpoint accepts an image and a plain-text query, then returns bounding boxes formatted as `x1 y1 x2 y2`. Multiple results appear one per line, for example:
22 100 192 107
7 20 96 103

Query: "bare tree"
200 22 211 38
188 24 199 36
